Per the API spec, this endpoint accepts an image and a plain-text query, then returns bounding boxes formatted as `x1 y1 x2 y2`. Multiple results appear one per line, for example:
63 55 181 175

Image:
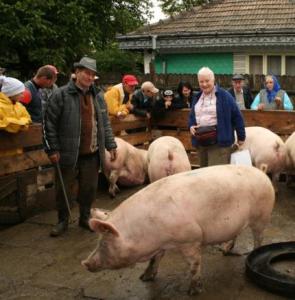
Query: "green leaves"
0 0 151 78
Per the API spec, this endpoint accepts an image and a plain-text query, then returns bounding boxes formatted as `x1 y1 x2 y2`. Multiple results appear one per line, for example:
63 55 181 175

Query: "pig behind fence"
285 131 295 185
82 165 275 295
147 136 191 182
237 126 286 191
104 137 148 197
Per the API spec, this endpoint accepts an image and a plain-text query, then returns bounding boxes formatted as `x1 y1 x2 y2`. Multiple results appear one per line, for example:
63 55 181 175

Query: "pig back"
104 137 148 185
108 165 275 247
147 136 191 182
241 126 286 173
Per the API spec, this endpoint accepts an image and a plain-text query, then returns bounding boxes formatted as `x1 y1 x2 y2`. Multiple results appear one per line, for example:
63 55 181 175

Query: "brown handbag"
195 126 217 146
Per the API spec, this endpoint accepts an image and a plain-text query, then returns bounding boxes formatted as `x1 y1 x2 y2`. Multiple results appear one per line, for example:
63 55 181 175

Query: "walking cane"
55 162 73 223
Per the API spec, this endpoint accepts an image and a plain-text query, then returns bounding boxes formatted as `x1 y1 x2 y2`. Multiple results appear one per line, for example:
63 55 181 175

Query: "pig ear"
91 208 109 220
89 218 119 237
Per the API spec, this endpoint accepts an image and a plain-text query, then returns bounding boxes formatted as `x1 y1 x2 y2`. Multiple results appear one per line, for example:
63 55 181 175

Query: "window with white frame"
248 55 295 75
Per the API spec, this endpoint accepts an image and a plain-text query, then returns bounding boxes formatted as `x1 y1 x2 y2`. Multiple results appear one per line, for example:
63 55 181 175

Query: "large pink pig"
147 136 191 182
238 126 286 191
82 165 275 295
104 137 148 197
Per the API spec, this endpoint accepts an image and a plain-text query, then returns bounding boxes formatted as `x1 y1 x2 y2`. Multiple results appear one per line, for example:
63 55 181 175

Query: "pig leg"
180 244 203 295
140 250 165 281
108 170 120 197
251 225 265 250
220 238 241 256
271 172 280 194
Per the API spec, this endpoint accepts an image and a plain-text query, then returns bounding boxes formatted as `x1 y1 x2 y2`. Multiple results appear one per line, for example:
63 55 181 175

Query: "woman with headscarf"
251 75 293 111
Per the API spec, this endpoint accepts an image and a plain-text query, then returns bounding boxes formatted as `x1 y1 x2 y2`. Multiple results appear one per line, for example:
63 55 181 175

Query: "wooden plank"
119 132 152 146
151 129 194 151
0 124 43 151
17 169 37 218
151 109 295 136
151 109 189 128
0 150 50 176
241 110 295 135
0 179 17 201
111 115 150 132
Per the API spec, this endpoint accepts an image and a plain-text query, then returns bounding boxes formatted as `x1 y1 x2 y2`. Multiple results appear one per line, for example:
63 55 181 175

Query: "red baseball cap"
19 89 32 105
122 75 138 86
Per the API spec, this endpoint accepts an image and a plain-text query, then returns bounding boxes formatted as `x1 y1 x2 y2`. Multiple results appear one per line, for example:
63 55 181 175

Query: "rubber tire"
245 241 295 298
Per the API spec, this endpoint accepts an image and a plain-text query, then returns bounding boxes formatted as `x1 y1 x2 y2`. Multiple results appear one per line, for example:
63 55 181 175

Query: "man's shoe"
79 218 93 232
50 221 68 237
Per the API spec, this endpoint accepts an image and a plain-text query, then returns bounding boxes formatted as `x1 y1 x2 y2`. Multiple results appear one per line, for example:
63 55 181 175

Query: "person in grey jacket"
44 57 117 237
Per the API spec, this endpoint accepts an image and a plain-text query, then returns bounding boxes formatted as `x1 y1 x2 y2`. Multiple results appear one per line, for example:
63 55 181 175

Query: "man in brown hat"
43 56 117 237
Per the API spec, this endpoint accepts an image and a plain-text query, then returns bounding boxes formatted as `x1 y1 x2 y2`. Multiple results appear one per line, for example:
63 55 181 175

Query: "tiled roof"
127 0 295 36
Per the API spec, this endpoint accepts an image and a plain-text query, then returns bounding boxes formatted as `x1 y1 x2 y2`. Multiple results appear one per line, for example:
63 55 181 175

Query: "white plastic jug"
230 149 252 166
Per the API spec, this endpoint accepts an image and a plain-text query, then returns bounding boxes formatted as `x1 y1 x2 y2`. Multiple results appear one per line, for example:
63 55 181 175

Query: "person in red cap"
24 65 58 123
104 74 138 118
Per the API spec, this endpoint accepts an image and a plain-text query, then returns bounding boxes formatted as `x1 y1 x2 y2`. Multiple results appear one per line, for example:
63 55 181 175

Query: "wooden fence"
1 109 295 224
0 125 54 224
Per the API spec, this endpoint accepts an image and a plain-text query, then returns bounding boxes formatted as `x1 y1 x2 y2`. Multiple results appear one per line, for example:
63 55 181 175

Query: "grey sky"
150 0 166 23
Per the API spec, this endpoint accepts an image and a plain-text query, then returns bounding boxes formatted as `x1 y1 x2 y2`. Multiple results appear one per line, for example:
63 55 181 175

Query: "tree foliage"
0 0 152 78
159 0 208 16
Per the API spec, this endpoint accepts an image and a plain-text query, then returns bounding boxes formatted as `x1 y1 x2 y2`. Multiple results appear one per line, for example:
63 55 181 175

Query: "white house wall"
233 54 246 74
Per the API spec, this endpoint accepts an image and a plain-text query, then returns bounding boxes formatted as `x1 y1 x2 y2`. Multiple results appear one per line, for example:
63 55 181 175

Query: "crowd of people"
0 56 294 236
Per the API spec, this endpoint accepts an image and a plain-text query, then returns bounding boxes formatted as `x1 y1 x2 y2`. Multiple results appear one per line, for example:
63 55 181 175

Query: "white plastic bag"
230 149 252 166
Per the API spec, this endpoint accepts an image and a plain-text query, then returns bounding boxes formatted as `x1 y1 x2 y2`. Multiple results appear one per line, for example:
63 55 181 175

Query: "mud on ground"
0 183 294 300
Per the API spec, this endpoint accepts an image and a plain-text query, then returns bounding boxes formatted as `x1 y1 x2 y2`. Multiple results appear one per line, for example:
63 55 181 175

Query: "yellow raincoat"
0 92 32 157
104 83 133 116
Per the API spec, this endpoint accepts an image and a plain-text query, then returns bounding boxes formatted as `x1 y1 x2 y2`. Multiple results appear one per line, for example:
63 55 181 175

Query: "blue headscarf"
265 75 281 103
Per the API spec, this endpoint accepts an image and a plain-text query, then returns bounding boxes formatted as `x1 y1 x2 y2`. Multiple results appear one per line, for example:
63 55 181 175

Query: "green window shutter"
155 53 233 74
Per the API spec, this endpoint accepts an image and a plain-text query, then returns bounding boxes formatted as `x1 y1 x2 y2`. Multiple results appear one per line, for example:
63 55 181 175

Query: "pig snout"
81 258 99 273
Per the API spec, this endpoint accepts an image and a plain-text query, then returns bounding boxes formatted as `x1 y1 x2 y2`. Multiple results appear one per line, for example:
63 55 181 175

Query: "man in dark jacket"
44 57 117 237
25 65 58 123
228 74 253 109
131 81 159 119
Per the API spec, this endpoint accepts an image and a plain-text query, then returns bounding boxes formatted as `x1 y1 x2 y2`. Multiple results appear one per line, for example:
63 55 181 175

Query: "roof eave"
117 31 295 51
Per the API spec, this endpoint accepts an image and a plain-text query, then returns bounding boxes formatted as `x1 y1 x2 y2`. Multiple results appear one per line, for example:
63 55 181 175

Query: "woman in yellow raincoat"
0 76 32 156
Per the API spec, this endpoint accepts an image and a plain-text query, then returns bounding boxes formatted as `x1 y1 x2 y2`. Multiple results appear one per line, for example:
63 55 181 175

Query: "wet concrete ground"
0 182 294 300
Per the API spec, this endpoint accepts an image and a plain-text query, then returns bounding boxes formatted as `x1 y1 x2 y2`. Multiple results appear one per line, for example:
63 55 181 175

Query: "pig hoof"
188 282 203 295
139 272 156 281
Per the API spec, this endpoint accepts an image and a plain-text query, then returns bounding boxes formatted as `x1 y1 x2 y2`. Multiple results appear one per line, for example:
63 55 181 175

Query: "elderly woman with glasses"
251 75 293 111
189 67 245 167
